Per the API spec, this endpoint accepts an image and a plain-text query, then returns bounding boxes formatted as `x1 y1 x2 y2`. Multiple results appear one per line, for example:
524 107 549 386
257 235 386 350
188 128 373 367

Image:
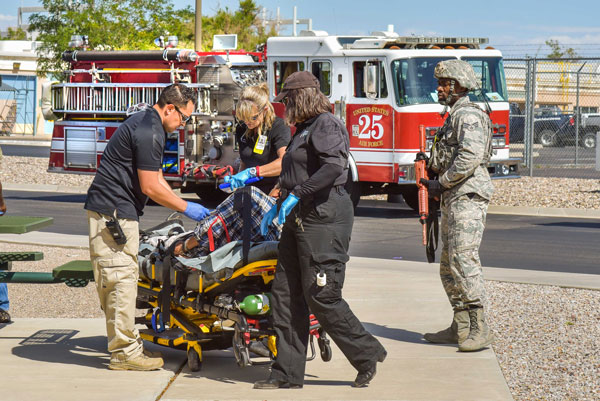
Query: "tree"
1 27 27 40
199 0 277 52
29 0 195 75
545 39 578 59
29 0 276 77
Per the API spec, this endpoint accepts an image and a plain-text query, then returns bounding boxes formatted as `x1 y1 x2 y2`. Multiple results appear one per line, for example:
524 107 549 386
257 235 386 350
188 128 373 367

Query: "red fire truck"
45 43 266 201
265 31 518 208
46 31 518 208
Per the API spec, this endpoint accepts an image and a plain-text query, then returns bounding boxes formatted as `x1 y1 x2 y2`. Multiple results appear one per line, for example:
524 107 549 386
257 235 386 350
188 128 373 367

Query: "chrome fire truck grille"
51 83 213 116
197 65 219 85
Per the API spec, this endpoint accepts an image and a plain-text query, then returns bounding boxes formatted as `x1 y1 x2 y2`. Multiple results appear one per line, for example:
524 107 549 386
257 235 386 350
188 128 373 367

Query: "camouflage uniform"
429 67 494 311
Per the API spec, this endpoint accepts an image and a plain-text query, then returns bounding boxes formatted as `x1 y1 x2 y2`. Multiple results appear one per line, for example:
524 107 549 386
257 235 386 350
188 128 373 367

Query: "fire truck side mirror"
364 63 379 99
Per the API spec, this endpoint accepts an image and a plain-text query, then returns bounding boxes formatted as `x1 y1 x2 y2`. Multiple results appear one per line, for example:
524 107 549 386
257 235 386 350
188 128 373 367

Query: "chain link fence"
504 58 600 179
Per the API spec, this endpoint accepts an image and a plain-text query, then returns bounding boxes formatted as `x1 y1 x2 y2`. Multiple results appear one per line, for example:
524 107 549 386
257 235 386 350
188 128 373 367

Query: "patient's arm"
174 236 199 256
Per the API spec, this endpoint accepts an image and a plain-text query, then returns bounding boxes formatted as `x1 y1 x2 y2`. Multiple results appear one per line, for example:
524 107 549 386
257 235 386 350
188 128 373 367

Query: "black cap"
273 70 320 102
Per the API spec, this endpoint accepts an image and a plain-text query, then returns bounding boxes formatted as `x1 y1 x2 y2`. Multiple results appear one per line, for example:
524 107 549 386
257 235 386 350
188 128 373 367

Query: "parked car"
509 103 577 147
538 112 598 149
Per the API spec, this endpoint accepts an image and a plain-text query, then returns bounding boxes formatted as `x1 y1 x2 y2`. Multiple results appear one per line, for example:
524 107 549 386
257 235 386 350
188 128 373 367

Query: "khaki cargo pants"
87 210 143 360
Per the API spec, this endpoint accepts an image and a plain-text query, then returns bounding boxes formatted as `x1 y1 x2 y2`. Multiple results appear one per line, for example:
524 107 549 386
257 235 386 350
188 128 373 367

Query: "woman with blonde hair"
224 83 290 195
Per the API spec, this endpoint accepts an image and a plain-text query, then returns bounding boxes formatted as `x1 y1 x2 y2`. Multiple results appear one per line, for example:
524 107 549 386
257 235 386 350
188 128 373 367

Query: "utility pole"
262 6 312 36
195 0 202 50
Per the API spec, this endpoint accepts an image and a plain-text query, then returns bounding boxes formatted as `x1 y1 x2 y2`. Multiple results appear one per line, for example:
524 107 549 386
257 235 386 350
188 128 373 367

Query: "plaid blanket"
189 186 281 257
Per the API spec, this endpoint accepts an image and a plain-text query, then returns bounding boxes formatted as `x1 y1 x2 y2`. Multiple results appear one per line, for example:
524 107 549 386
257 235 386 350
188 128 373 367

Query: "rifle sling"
425 199 440 263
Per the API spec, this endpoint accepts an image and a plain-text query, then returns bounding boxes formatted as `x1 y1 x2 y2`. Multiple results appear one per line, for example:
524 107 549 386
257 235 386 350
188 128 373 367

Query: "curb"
487 204 600 219
0 136 52 146
4 183 88 194
0 238 88 250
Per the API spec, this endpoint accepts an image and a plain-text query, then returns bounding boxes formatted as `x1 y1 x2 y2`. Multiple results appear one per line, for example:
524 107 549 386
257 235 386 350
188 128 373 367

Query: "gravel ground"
0 156 94 188
490 176 600 210
1 155 599 399
366 176 600 210
486 281 600 401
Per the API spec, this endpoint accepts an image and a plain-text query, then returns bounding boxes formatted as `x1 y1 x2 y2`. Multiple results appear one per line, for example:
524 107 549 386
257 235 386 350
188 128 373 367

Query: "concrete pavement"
1 235 598 401
1 257 515 401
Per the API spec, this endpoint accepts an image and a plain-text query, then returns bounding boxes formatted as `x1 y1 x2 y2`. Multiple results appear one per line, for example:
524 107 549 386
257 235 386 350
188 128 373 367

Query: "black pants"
269 188 386 385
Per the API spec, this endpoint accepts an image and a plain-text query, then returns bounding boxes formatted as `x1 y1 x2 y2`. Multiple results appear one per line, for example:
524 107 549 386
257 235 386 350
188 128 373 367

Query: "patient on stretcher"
173 186 281 257
137 186 281 288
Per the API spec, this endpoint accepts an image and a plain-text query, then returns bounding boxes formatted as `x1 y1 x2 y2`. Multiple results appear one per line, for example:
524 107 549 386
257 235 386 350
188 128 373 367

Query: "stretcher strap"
234 188 252 266
207 214 231 252
159 256 173 327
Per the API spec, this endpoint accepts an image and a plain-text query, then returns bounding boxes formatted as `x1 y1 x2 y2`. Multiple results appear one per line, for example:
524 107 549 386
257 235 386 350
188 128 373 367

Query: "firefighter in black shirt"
256 71 387 389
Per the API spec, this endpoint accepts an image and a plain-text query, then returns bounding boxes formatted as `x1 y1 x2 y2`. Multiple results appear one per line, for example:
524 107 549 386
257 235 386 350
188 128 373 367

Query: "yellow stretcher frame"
136 258 278 371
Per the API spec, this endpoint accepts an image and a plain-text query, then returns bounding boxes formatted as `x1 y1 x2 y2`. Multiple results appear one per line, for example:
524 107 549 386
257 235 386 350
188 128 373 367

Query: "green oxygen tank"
239 293 272 315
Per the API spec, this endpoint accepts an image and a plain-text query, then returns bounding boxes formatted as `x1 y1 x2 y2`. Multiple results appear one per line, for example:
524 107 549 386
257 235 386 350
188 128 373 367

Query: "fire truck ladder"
51 83 214 116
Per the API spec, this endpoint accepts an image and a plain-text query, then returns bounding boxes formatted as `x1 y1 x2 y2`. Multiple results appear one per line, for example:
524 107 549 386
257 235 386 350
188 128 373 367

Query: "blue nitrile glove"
223 168 257 190
278 193 299 225
260 204 278 236
183 201 211 222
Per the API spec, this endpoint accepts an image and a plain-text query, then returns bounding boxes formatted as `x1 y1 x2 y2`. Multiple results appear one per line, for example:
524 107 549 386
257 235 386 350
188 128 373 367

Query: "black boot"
352 349 387 388
253 378 303 389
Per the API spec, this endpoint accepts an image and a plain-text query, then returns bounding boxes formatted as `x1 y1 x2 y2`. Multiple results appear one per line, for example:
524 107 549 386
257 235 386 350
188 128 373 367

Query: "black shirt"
279 112 349 200
235 116 290 193
84 108 165 220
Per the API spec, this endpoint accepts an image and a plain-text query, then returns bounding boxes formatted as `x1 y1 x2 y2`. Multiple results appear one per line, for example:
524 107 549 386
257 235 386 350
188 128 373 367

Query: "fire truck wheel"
402 189 420 212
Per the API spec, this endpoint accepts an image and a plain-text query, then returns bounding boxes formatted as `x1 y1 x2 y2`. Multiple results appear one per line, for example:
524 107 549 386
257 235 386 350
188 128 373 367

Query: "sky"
3 0 600 57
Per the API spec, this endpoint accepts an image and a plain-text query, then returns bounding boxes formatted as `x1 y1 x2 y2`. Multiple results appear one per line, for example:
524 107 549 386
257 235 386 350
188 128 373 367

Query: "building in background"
0 40 50 137
505 59 600 113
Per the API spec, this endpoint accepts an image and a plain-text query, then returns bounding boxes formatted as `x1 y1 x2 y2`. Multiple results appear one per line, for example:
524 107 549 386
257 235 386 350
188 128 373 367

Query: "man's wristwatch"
181 239 189 254
249 166 259 177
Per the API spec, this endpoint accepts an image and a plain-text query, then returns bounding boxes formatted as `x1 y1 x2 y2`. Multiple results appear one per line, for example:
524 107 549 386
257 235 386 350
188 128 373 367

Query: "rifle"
414 125 439 263
415 125 429 245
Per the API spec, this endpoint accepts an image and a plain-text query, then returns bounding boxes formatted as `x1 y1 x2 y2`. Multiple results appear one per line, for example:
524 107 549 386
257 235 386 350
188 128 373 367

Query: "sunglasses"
173 104 191 123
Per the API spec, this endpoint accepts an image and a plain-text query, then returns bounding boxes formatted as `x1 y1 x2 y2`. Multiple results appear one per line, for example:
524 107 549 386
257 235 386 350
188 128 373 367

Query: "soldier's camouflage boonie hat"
434 60 479 90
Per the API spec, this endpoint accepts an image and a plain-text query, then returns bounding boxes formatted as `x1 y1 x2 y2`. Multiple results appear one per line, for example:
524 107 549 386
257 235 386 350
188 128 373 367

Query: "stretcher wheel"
319 342 332 362
237 348 249 368
187 348 202 372
232 330 250 368
318 331 332 362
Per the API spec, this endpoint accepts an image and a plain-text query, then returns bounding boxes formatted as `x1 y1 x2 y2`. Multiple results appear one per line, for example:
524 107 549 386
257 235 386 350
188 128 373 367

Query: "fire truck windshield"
391 56 508 106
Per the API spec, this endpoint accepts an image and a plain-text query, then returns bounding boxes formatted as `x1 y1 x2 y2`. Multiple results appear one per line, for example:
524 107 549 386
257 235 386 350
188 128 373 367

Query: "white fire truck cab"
266 31 519 208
